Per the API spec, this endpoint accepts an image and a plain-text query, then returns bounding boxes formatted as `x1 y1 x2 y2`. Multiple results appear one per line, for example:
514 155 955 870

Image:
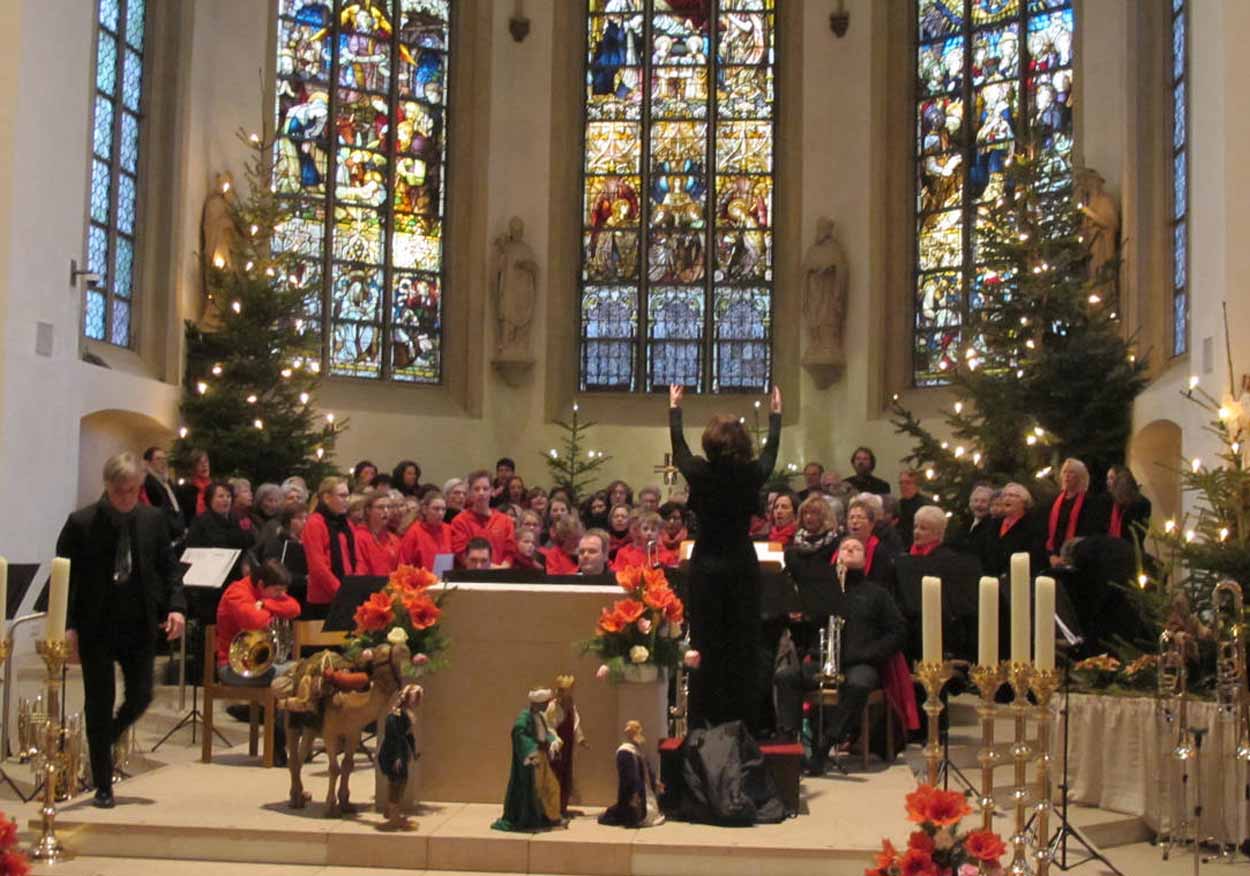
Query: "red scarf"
1000 513 1023 537
1046 491 1085 552
768 521 797 546
909 541 939 557
1109 503 1123 538
192 475 212 516
660 528 687 552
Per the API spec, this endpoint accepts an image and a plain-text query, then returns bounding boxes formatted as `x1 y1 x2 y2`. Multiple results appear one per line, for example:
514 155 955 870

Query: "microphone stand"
1045 640 1124 874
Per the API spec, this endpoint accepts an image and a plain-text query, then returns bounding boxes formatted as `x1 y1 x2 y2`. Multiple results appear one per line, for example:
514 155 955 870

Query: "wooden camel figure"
278 642 410 817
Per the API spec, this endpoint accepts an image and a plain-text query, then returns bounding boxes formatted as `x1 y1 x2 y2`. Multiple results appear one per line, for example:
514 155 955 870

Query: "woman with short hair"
175 449 214 526
260 502 310 608
186 480 255 584
442 478 467 523
784 495 840 579
768 492 799 546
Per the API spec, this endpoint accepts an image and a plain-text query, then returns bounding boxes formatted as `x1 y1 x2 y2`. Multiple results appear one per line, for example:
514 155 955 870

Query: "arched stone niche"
1127 417 1183 526
78 410 175 506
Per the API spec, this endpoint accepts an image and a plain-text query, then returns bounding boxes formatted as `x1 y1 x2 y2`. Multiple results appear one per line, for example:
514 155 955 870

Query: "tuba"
228 618 292 678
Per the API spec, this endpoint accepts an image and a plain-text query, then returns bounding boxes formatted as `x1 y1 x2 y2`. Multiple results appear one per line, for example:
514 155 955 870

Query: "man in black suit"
945 483 996 567
845 446 890 496
55 452 186 808
141 446 185 540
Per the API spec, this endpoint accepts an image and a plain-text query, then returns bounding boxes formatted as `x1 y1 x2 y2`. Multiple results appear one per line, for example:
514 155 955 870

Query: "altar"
414 580 667 807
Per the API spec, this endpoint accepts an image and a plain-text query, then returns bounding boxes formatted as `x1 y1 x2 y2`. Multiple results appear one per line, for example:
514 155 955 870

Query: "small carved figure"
379 684 424 830
598 720 666 828
801 217 848 366
545 675 588 816
491 217 538 360
1076 168 1119 298
492 687 564 832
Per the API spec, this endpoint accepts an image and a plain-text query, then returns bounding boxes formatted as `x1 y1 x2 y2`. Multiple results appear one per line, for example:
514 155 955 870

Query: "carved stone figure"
492 217 538 362
1076 168 1119 299
200 171 241 299
800 217 848 367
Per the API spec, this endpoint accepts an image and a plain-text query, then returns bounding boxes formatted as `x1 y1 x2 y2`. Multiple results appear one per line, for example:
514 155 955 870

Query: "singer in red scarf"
830 497 896 583
1047 459 1109 567
982 482 1047 577
1106 465 1152 546
767 493 798 546
657 502 688 558
175 449 214 528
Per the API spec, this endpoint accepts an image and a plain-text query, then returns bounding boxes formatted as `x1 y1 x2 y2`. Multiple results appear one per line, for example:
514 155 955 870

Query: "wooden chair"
201 624 294 768
805 687 895 770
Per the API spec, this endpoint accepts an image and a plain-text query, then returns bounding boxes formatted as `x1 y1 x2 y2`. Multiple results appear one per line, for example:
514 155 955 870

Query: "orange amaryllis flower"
664 597 685 627
641 566 669 591
906 831 934 854
613 599 646 625
898 848 938 876
922 787 972 826
354 591 394 633
597 607 626 635
964 830 1007 863
870 838 899 871
904 785 937 823
643 583 676 612
616 566 644 594
390 564 436 594
403 595 441 630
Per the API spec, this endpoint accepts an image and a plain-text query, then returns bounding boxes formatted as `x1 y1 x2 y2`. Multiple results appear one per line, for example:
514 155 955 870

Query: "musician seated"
773 538 906 775
464 537 494 571
215 560 301 687
612 510 676 570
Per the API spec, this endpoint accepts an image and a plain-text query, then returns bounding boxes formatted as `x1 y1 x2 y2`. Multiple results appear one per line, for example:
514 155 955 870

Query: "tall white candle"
1035 576 1056 671
1010 552 1030 664
47 558 70 642
0 556 7 636
978 576 999 667
922 576 942 664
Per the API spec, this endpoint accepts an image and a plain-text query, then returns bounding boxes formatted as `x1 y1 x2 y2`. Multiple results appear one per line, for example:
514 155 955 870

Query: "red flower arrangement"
867 784 1005 876
0 814 28 876
581 565 695 681
347 564 449 672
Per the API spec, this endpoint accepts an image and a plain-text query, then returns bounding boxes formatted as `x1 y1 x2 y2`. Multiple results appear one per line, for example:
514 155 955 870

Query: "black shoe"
93 788 115 809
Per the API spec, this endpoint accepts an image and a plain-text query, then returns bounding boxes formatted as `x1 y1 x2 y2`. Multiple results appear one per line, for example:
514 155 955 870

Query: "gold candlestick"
1006 661 1036 876
971 663 1005 831
916 660 952 787
31 638 71 862
1029 669 1060 876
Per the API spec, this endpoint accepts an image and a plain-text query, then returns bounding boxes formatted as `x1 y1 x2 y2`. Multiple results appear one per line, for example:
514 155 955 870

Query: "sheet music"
179 548 240 589
432 553 454 576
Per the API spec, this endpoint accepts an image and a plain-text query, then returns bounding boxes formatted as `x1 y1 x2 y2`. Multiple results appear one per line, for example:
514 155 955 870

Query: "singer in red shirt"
400 490 453 571
450 470 517 567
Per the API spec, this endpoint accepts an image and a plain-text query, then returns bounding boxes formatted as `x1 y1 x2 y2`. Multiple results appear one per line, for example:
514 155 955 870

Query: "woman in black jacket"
259 503 310 610
185 481 256 586
670 383 781 733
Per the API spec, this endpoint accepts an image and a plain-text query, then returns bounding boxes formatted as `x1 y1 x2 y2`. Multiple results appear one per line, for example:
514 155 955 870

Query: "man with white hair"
1046 458 1109 568
55 452 187 808
946 483 996 566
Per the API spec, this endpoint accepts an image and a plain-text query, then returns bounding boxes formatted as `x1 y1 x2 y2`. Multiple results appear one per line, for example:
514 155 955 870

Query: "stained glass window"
86 0 147 347
912 0 1075 385
579 0 776 394
273 0 451 383
1170 0 1188 357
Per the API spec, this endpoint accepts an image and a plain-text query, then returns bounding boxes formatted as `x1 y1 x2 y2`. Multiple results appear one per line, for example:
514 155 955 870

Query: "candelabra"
1029 669 1059 876
970 663 1005 831
31 638 71 862
916 660 953 787
1006 661 1036 876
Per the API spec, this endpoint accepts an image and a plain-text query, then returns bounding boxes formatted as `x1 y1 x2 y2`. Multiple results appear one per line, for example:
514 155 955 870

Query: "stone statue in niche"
1076 168 1119 300
800 217 848 369
200 171 241 304
491 216 538 368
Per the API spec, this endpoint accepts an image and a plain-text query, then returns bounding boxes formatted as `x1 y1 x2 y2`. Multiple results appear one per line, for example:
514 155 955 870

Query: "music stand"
323 576 388 632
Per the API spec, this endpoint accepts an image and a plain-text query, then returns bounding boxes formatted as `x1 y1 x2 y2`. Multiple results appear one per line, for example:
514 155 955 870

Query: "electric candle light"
922 576 942 664
1010 553 1030 663
978 576 999 666
1035 576 1056 671
47 558 70 642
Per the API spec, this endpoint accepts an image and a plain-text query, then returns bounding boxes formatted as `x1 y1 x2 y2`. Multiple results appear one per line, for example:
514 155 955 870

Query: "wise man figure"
598 720 665 828
491 687 564 832
546 675 588 816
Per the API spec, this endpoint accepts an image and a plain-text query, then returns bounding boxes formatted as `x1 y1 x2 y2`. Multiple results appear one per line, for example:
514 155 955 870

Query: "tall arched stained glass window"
86 0 148 347
579 1 776 394
1170 0 1188 357
912 0 1075 386
273 0 450 383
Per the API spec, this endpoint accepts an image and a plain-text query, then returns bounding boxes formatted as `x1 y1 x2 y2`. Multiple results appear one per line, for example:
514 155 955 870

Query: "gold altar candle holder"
1006 661 1036 876
970 663 1005 831
1029 669 1059 876
916 660 953 787
31 638 71 862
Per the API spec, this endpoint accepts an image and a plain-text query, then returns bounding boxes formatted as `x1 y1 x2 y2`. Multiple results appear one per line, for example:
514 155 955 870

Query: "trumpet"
819 615 846 686
228 618 293 678
1157 626 1192 859
1212 580 1250 860
669 628 690 739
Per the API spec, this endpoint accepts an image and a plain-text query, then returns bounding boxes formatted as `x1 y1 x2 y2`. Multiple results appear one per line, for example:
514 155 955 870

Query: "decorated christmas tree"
172 131 343 485
892 143 1148 523
542 404 611 501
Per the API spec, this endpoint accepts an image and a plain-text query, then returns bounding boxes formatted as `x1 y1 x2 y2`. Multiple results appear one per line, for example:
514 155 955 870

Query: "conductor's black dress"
670 407 780 734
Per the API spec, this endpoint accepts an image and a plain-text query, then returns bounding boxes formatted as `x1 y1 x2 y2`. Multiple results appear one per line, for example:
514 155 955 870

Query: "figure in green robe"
491 688 564 832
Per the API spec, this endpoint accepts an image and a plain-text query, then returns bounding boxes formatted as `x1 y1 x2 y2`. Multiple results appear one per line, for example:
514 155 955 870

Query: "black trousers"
774 662 880 755
79 627 155 791
688 547 763 733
